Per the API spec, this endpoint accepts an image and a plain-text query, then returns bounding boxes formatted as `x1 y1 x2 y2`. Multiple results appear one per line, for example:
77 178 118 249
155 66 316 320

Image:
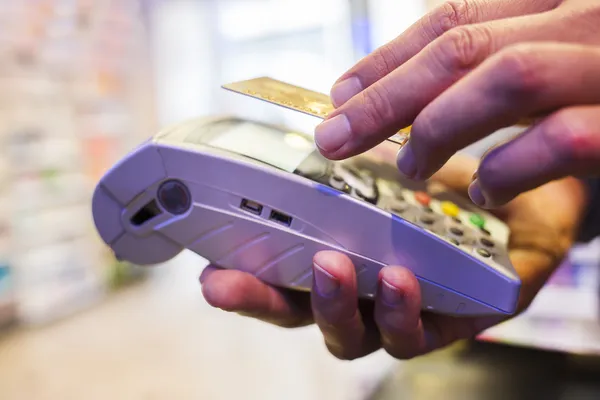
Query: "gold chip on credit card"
222 76 410 146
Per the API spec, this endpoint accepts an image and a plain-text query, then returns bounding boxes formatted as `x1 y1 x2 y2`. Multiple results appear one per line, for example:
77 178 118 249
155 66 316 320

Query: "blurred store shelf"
0 0 156 327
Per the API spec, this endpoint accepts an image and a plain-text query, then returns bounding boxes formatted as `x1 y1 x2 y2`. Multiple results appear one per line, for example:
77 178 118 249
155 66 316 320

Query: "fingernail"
313 263 339 297
468 179 486 207
396 143 417 178
330 77 362 108
381 279 405 305
314 114 352 153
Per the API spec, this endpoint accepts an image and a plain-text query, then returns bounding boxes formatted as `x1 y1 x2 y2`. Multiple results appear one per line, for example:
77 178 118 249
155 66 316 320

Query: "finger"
429 153 480 196
311 251 379 360
374 266 503 358
408 42 600 180
374 266 427 359
315 11 586 161
200 265 312 328
366 141 480 200
469 105 600 208
330 0 558 107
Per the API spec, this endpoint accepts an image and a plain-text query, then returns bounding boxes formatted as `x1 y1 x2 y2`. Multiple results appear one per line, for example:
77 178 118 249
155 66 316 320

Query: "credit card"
222 77 410 146
222 77 534 147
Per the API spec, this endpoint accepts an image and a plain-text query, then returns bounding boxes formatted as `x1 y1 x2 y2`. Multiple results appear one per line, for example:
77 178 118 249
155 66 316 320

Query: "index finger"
315 11 563 160
330 0 557 107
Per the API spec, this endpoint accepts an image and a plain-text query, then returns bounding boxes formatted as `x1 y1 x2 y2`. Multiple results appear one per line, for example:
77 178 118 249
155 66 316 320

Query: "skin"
201 150 588 360
200 0 598 360
314 0 600 208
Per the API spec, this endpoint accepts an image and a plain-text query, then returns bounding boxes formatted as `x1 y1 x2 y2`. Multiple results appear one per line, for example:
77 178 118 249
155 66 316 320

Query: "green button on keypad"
469 213 485 228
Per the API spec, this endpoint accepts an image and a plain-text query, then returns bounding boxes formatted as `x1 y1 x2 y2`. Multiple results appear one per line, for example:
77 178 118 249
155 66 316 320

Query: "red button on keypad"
414 191 431 206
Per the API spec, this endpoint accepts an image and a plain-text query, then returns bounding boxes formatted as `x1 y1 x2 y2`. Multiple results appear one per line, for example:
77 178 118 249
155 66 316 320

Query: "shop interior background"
0 1 599 399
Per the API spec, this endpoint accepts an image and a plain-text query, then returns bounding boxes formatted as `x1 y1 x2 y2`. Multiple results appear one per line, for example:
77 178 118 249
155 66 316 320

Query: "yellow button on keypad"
441 201 460 218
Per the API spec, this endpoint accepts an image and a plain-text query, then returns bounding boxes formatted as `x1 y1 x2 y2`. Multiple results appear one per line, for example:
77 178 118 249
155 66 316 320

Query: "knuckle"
434 24 493 71
411 114 445 152
358 84 396 132
492 45 546 96
562 4 600 33
540 110 594 161
371 43 401 78
427 0 477 37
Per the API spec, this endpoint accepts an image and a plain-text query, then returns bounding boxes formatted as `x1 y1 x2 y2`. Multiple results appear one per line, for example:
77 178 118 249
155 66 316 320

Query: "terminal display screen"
184 119 316 173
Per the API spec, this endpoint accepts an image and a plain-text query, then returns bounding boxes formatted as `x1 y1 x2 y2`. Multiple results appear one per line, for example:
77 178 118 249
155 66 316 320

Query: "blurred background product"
0 0 156 326
0 1 599 399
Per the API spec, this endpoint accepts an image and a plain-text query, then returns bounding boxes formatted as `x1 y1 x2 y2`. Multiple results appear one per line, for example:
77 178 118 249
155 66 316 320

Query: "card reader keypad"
308 159 507 295
338 166 509 271
329 164 379 204
388 184 502 263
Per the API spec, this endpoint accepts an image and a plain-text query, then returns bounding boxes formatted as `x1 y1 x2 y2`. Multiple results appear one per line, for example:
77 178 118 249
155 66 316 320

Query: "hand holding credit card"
222 76 536 149
222 77 411 146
